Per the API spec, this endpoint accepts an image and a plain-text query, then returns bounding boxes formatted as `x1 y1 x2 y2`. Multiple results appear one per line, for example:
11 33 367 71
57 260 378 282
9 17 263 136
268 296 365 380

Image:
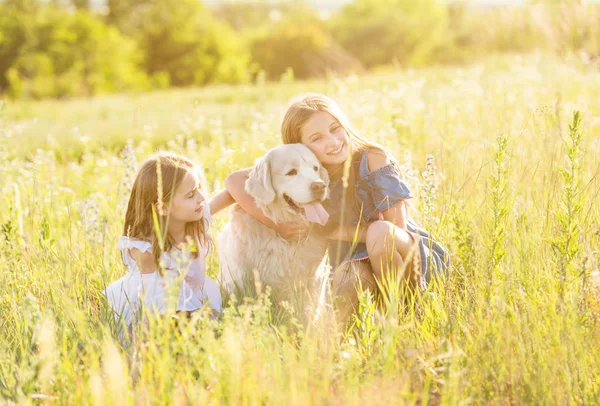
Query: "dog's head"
246 144 330 222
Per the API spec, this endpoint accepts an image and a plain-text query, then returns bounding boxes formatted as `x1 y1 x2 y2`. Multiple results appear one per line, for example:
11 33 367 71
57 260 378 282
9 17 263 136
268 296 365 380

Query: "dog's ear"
246 154 276 206
319 164 330 185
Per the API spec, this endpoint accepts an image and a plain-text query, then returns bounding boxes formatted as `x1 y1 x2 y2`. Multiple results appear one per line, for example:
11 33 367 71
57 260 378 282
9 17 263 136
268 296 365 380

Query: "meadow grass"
1 52 599 404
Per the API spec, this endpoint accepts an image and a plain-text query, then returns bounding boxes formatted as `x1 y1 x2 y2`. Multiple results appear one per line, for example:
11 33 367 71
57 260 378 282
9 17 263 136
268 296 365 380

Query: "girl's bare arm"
381 200 408 229
329 224 368 243
208 189 235 215
224 169 308 239
224 168 278 228
367 149 408 229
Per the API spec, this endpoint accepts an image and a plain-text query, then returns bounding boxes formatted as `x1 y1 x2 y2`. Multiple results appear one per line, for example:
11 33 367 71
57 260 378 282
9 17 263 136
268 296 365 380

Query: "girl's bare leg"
365 220 419 288
330 261 376 325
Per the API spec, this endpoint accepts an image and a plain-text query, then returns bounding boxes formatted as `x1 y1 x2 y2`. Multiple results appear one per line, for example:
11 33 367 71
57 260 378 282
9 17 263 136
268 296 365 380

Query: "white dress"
104 207 222 326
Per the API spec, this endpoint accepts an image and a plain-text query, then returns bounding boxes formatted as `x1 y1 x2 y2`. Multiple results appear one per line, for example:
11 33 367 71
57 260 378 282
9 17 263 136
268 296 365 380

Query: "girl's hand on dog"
275 221 309 241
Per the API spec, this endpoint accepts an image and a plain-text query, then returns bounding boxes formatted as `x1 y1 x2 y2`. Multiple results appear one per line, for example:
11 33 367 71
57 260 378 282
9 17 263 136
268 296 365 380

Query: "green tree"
71 0 89 9
106 0 249 87
249 7 361 80
1 3 147 98
0 0 39 92
105 0 147 30
214 0 300 32
329 0 449 67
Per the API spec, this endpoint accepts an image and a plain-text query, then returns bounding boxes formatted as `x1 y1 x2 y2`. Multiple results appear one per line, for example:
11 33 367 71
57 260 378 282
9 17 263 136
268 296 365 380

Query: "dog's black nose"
311 181 326 192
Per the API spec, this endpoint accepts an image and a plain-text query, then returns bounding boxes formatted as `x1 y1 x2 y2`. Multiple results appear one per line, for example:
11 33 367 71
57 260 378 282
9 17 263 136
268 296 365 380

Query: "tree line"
0 0 598 99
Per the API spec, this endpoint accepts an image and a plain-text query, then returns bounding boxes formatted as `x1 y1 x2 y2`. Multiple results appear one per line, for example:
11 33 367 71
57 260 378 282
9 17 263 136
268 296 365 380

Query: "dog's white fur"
218 144 330 301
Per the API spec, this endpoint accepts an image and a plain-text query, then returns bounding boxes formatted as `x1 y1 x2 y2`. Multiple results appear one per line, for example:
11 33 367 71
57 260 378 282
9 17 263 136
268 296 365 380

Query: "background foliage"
1 0 600 98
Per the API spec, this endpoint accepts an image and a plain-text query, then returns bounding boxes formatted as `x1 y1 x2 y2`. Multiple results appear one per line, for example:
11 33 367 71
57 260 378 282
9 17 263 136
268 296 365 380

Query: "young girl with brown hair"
105 152 232 326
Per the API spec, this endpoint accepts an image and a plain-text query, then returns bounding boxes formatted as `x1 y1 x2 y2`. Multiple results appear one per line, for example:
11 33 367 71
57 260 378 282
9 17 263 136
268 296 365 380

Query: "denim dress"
325 149 450 290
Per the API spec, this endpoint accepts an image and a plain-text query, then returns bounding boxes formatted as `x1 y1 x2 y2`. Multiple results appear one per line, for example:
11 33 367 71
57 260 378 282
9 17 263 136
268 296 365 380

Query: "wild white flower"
78 194 106 244
118 142 138 215
421 154 438 227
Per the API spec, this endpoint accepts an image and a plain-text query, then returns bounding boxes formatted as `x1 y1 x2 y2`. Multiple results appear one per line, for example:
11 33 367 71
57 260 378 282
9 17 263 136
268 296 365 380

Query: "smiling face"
168 169 206 224
299 111 350 169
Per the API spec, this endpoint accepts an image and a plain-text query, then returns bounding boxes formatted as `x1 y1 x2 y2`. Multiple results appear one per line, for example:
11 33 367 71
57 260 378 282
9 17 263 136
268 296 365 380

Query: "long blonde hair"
122 152 210 269
281 93 395 225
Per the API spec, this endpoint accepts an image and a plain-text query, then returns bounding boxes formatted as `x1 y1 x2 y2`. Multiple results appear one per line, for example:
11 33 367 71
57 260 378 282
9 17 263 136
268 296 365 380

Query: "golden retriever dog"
218 144 330 303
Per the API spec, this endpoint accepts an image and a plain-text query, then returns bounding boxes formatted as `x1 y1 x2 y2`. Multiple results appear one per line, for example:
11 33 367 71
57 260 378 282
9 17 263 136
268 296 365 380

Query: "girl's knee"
366 220 393 240
366 220 395 253
366 220 414 259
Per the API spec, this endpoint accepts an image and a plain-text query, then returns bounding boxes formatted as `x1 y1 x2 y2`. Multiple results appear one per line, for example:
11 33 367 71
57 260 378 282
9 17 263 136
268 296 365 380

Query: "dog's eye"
313 166 318 172
286 169 297 176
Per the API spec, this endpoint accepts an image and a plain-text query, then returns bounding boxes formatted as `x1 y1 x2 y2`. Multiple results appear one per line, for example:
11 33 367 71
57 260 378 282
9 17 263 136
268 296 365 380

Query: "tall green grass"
1 53 599 404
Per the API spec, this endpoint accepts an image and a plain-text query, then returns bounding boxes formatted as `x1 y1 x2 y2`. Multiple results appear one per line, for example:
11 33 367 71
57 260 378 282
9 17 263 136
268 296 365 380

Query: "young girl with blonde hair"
105 152 232 326
225 93 449 318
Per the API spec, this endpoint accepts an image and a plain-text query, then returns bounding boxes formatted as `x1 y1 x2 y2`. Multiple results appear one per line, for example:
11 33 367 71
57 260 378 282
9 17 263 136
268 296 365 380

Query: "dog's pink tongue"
304 202 329 226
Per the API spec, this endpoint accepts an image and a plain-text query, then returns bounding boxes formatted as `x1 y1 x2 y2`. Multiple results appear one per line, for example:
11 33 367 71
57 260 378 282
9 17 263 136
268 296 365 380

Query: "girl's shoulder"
358 148 398 180
119 236 152 253
356 148 413 200
118 236 155 273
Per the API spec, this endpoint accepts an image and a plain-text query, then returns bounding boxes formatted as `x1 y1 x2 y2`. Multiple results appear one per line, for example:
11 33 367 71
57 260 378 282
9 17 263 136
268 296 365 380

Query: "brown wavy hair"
281 93 395 225
122 151 210 270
